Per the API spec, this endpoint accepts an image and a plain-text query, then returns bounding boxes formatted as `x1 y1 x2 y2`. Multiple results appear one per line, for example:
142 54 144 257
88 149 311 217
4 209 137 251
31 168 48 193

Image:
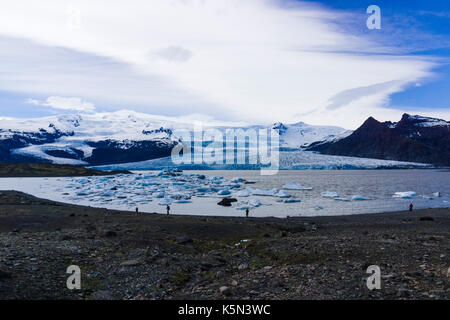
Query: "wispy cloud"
27 96 96 112
0 0 446 128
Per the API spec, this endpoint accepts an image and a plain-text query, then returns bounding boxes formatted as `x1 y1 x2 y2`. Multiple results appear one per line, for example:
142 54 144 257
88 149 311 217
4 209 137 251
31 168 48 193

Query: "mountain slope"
0 111 349 166
307 114 450 166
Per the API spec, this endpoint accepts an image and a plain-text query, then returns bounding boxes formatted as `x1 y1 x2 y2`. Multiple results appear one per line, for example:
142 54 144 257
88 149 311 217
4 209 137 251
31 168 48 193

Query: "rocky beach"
0 190 448 300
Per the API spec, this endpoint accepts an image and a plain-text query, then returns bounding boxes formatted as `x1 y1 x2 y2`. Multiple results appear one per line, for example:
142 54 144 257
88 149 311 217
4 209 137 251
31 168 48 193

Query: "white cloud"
150 46 193 63
0 0 443 128
27 96 96 112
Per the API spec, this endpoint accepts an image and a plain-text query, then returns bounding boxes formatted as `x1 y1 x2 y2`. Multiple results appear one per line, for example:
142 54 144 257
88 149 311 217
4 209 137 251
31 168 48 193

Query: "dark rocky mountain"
307 114 450 166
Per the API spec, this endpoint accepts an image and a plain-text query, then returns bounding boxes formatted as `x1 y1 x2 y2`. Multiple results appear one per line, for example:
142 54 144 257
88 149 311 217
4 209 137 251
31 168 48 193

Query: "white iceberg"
218 189 231 195
234 189 252 197
393 191 416 199
321 191 339 198
275 190 292 198
314 205 324 210
158 198 174 205
153 192 165 198
252 188 279 196
283 181 313 190
334 197 351 202
432 192 441 197
249 199 262 207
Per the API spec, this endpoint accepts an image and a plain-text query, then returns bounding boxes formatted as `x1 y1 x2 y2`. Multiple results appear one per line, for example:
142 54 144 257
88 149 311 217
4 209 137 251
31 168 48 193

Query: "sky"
0 0 449 129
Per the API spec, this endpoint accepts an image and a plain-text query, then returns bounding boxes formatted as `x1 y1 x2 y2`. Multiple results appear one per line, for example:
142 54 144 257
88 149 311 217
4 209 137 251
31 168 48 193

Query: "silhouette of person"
246 208 249 218
409 203 413 212
167 205 170 215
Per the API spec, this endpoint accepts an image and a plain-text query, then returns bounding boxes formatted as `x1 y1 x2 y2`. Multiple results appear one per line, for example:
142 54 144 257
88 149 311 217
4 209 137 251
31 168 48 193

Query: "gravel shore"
0 190 448 300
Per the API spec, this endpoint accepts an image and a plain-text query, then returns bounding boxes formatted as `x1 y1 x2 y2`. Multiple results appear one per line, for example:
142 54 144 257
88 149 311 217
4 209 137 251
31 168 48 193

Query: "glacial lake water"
0 170 449 218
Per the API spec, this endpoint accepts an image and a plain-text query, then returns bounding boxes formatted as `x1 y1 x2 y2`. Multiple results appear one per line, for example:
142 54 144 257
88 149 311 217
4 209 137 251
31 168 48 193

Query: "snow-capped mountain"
307 114 450 166
0 110 349 166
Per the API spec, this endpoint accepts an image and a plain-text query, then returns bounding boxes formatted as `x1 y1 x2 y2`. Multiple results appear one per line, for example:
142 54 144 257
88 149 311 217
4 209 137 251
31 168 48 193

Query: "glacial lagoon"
0 170 449 218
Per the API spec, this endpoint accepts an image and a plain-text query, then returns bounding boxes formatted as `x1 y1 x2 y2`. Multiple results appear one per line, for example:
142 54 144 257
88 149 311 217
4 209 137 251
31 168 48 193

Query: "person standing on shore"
245 208 249 218
409 203 413 212
167 205 170 215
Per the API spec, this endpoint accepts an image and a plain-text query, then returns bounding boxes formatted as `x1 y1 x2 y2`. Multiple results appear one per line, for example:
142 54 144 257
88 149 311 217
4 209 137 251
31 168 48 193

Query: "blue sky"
0 0 449 129
305 0 450 112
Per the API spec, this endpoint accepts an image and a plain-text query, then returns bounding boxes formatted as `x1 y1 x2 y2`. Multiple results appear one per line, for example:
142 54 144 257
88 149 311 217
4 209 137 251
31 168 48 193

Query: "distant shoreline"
0 163 130 177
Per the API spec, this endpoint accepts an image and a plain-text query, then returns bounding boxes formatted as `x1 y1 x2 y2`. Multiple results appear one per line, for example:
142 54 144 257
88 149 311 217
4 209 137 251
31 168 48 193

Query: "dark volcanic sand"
0 190 448 300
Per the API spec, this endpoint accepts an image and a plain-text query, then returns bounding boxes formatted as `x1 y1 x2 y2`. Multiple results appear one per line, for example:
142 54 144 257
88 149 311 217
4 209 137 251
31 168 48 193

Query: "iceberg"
252 188 279 196
234 189 252 197
334 197 351 202
249 199 262 207
275 190 292 198
218 190 231 195
432 192 441 197
393 191 416 199
158 198 174 205
314 205 324 210
321 191 339 198
283 198 301 203
283 181 313 190
174 199 191 203
153 192 165 198
351 195 372 201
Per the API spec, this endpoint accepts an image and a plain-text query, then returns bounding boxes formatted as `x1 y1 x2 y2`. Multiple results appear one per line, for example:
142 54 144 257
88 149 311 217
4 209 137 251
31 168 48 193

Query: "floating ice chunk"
283 181 313 190
101 191 115 197
153 192 165 198
283 198 301 203
158 198 174 205
275 190 292 198
174 199 191 203
321 191 339 198
334 197 351 202
252 188 279 196
169 192 191 200
249 199 262 207
234 189 252 197
432 192 441 197
231 177 245 183
314 205 324 210
393 191 416 199
351 195 372 201
218 190 231 195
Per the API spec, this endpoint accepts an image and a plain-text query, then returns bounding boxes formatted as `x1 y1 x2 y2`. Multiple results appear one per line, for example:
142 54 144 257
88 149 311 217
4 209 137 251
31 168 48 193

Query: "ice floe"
283 181 313 190
321 191 339 198
393 191 416 199
351 195 372 201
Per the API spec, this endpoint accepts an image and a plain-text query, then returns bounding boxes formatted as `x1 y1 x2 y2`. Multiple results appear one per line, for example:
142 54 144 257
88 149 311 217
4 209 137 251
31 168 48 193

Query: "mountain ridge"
0 110 349 166
307 113 450 166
